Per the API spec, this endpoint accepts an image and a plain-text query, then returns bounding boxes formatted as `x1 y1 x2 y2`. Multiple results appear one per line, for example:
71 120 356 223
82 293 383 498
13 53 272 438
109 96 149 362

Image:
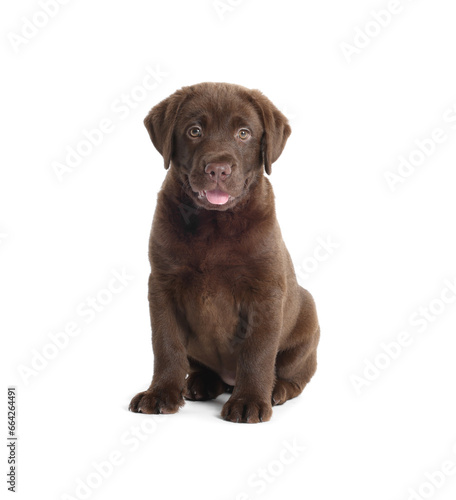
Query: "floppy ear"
144 88 188 169
250 90 291 175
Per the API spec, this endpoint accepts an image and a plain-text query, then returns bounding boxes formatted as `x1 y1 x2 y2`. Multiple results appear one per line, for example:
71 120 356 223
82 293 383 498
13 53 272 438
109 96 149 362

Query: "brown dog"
129 82 320 423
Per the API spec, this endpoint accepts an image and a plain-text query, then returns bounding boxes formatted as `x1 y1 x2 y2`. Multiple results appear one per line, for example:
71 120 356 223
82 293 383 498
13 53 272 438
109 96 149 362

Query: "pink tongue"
206 189 230 205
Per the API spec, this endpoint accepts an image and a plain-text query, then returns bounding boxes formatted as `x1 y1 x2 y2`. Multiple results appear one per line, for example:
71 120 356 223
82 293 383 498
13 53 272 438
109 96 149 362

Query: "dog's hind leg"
272 289 320 406
184 358 229 401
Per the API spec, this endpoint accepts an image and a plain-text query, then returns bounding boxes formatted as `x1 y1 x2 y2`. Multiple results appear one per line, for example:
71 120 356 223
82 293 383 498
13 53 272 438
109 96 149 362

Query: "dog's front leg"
129 276 189 414
222 298 282 423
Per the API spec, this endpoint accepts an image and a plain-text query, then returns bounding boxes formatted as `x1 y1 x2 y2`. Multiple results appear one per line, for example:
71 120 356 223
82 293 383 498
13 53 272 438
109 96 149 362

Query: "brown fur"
129 82 320 423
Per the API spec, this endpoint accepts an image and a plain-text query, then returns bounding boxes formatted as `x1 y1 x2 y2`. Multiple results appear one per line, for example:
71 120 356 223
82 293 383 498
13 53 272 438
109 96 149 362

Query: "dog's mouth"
186 174 254 210
197 189 233 205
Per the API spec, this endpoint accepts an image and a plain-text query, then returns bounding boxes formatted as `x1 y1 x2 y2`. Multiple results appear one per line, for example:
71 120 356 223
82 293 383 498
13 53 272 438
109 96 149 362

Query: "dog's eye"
188 127 202 138
238 129 250 140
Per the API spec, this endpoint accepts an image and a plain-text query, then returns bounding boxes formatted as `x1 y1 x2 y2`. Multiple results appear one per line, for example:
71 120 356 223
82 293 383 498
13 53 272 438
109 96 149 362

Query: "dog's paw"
221 397 272 423
184 371 226 401
272 379 302 406
129 389 184 414
272 379 292 406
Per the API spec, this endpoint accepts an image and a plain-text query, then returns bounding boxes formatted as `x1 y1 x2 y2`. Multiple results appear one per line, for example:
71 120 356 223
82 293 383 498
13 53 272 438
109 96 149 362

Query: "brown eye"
238 129 250 140
188 127 202 138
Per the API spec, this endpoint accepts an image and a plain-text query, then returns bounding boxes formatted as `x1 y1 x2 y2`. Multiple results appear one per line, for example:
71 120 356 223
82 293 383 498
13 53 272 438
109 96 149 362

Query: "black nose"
205 162 232 183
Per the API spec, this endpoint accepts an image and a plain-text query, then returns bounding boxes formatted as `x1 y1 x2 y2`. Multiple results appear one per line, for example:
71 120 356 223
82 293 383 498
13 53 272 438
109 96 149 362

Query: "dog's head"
144 82 291 211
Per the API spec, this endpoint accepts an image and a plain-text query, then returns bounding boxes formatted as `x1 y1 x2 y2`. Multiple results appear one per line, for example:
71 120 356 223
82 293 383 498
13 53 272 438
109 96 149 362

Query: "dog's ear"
144 88 188 169
250 90 291 175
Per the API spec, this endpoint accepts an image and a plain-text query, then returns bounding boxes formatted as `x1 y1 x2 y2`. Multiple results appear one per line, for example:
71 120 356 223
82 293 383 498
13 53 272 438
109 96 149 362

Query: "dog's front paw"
221 396 272 423
129 389 184 414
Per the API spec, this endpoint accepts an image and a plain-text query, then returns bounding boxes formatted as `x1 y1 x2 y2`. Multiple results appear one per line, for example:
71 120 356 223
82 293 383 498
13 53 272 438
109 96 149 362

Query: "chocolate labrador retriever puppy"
129 82 320 423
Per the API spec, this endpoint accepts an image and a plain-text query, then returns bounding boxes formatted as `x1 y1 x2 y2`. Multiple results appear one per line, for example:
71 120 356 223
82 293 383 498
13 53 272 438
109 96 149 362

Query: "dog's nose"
205 162 231 183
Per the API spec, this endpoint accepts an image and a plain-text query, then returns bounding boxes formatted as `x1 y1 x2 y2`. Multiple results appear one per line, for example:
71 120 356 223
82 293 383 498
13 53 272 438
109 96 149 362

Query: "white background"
2 0 456 499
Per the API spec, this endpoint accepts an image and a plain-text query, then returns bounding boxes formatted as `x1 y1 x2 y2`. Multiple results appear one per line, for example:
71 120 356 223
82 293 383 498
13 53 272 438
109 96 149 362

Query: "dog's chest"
178 257 243 327
174 248 253 361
